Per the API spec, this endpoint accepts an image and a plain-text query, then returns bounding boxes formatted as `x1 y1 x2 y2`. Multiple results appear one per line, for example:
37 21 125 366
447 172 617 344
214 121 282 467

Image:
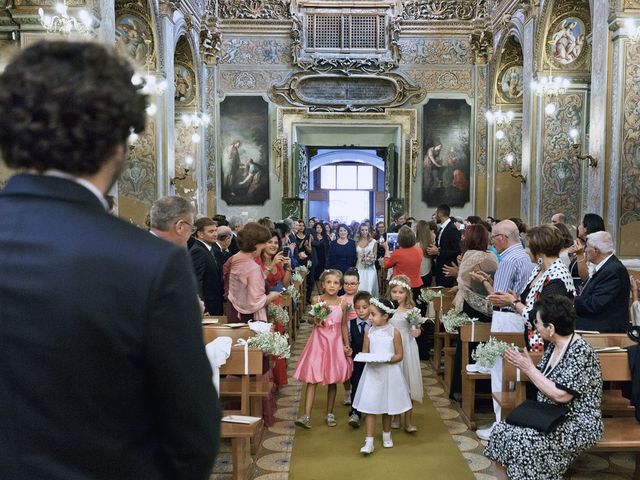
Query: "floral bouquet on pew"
405 307 427 330
267 304 289 326
471 337 518 370
294 265 308 275
308 301 331 325
291 272 303 284
420 288 443 320
247 331 291 359
441 308 475 333
282 284 300 302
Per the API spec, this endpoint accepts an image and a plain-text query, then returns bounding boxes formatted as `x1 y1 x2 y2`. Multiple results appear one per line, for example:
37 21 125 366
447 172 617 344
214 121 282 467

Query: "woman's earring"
537 257 543 266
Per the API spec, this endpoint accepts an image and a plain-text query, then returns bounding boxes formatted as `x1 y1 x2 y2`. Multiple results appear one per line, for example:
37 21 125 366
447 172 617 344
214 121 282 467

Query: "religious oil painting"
115 15 152 67
500 66 523 100
548 17 586 65
174 64 196 104
220 96 270 205
422 99 471 207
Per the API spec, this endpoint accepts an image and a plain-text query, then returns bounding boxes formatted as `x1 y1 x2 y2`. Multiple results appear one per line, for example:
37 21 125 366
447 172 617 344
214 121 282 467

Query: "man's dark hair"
194 217 216 234
436 204 451 217
353 291 372 304
0 41 147 174
212 214 229 226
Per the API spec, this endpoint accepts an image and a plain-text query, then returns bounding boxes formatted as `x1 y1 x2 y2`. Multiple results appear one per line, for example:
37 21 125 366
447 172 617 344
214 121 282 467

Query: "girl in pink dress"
294 269 353 429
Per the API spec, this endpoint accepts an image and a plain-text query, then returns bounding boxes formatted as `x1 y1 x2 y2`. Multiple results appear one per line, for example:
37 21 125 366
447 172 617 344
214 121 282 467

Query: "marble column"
158 15 175 198
520 17 536 224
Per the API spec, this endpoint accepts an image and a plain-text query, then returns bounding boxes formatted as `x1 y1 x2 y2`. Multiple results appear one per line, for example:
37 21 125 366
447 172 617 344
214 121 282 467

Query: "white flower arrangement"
471 337 519 369
359 251 376 268
420 289 443 303
405 307 426 329
295 265 308 275
247 331 291 359
281 284 300 302
291 272 303 284
267 304 289 326
441 308 475 333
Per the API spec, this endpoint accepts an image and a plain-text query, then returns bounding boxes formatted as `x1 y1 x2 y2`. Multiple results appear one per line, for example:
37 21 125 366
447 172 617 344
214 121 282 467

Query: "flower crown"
370 297 396 315
389 278 411 291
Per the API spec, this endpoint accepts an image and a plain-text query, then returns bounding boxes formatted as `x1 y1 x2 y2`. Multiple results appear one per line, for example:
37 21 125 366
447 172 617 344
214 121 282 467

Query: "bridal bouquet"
308 301 331 324
281 284 300 302
472 337 518 369
406 307 427 329
441 308 475 333
291 272 303 284
247 331 291 359
360 251 376 268
267 304 289 326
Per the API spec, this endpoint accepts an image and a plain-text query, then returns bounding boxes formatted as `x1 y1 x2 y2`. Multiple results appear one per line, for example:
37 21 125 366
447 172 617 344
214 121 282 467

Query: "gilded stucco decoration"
219 37 292 65
218 0 291 20
624 0 640 8
220 70 291 92
174 120 197 198
496 118 522 173
399 39 473 65
404 69 473 95
470 30 493 65
620 41 640 225
401 0 488 21
495 36 524 105
200 19 221 66
120 121 157 204
540 92 584 224
206 74 217 211
476 66 488 173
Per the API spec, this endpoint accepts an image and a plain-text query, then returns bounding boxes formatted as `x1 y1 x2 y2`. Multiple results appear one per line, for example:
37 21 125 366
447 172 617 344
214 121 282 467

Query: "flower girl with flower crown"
352 297 411 454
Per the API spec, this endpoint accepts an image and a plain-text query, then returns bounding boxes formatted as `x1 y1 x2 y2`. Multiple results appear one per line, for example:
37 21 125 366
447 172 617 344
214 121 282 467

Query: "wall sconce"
569 129 598 168
485 109 514 139
505 154 526 184
624 18 640 42
181 112 211 144
170 155 193 186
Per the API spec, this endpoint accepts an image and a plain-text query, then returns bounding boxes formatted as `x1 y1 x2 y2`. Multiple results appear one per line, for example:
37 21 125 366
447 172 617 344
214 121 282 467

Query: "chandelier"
38 1 93 36
531 75 570 115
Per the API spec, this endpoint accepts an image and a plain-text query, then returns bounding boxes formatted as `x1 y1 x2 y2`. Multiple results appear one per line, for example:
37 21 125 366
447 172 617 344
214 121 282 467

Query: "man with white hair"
575 231 631 332
227 215 244 254
149 196 195 247
551 212 566 224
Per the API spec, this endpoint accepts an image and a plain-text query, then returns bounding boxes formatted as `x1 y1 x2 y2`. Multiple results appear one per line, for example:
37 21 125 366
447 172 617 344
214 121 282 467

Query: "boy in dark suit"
348 291 372 428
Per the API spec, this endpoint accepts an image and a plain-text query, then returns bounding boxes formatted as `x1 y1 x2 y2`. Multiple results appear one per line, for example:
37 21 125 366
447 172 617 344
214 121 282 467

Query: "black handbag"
506 399 568 434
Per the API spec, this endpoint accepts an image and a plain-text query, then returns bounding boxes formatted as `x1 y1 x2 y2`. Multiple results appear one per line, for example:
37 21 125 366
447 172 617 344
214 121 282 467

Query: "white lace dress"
356 239 379 296
352 324 412 415
389 310 424 403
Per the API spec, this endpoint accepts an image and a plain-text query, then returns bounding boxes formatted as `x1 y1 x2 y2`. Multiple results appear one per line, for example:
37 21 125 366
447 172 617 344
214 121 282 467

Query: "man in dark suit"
576 231 631 332
347 290 372 429
0 42 219 480
149 195 195 247
212 225 234 268
427 204 462 288
190 217 225 315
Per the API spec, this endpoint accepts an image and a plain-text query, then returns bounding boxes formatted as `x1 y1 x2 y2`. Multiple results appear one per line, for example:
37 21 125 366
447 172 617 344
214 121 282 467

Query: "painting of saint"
115 15 152 67
549 17 585 65
422 99 471 207
174 64 195 104
220 96 270 205
500 66 523 100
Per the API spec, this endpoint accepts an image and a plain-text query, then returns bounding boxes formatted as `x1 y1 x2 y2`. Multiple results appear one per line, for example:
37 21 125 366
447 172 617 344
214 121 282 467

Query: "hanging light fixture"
181 112 211 144
38 0 93 36
531 74 570 116
485 109 514 140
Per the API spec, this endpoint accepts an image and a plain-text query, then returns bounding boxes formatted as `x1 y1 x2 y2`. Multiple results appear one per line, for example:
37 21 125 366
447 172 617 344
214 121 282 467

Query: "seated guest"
485 295 603 480
190 217 224 315
149 196 194 247
575 231 631 332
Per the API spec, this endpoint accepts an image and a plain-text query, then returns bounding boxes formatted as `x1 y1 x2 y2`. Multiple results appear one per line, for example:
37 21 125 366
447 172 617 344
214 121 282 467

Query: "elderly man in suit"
212 225 234 267
0 42 219 480
190 217 225 316
427 204 462 287
576 231 631 332
149 196 195 247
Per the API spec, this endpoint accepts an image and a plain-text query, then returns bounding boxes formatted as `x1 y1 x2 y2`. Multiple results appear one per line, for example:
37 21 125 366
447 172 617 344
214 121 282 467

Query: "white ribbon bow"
235 338 249 375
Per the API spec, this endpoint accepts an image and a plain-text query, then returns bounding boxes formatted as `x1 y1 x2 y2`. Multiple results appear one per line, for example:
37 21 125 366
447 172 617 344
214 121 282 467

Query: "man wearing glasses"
149 196 195 247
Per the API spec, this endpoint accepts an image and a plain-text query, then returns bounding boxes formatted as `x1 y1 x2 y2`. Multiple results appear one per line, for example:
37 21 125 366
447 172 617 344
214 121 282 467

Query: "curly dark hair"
0 41 146 174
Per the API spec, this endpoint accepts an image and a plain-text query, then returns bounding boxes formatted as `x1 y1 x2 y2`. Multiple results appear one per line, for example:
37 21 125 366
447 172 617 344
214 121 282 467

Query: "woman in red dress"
255 230 292 388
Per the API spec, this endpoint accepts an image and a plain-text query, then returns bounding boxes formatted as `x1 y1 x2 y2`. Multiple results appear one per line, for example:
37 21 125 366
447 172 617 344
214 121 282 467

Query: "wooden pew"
495 348 640 479
280 294 295 342
202 315 228 325
428 287 455 371
203 325 254 344
219 346 264 480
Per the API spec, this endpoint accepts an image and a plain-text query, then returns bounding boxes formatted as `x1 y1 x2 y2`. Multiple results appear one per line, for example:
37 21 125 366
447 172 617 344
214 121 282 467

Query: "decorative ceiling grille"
305 13 387 52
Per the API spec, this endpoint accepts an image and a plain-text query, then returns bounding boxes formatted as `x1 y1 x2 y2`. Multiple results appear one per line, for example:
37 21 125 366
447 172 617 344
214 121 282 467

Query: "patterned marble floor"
210 324 637 479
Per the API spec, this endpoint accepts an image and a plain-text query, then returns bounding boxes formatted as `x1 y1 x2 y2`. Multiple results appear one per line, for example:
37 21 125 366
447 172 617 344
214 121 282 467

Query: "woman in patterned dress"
485 295 603 479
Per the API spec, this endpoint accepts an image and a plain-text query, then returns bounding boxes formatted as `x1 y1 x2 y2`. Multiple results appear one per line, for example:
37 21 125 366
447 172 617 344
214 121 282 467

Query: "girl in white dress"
356 224 379 296
353 298 411 455
386 275 423 432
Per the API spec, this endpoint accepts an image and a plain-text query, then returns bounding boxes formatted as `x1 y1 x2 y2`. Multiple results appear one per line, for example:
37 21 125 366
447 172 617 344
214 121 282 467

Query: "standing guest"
347 291 373 428
469 220 535 439
352 298 412 454
307 217 318 235
389 212 406 233
356 223 379 296
149 196 195 247
212 225 233 267
224 222 280 322
551 212 566 224
340 268 361 405
631 275 640 326
212 213 228 226
554 222 575 268
328 223 358 274
427 204 462 288
485 296 603 480
228 215 244 255
374 221 387 271
567 213 606 283
384 226 424 298
311 221 331 293
575 231 631 332
0 41 219 479
415 219 435 288
325 221 336 241
294 219 314 302
190 217 224 316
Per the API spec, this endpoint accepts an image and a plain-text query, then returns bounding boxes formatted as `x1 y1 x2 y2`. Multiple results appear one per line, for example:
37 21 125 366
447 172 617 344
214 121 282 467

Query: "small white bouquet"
247 331 291 359
291 272 303 284
267 304 289 326
420 288 444 319
471 337 519 370
281 284 300 302
308 301 331 325
405 307 426 330
441 308 475 333
295 265 308 275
